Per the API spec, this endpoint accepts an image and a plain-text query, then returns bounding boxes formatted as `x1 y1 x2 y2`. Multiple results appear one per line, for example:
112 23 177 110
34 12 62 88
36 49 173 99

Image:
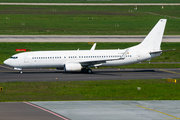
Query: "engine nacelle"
64 63 82 72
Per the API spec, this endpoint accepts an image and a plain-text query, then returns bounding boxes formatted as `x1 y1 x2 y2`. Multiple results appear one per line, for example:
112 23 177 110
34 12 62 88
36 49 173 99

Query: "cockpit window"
10 56 18 59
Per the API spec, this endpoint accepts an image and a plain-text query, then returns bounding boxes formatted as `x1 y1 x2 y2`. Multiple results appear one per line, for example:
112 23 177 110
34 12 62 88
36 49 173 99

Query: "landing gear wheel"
81 68 87 73
19 71 23 74
87 69 92 74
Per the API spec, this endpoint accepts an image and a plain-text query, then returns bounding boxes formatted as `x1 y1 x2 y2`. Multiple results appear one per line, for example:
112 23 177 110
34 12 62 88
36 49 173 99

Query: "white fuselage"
3 46 160 69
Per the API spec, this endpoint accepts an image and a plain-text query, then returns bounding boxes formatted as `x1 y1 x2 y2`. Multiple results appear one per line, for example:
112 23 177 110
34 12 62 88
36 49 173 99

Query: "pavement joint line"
23 102 70 120
136 105 180 119
159 69 180 75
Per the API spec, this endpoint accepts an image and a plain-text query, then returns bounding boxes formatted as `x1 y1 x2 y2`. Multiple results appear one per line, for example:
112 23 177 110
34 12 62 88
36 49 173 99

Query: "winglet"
120 49 129 59
90 43 96 50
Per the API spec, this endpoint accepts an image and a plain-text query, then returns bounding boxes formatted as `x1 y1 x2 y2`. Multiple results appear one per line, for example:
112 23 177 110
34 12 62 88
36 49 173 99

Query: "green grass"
0 42 179 66
0 79 180 101
0 0 180 3
0 5 180 35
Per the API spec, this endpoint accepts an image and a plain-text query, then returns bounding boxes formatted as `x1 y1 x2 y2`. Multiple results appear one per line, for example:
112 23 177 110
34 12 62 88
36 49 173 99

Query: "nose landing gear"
19 70 23 74
14 67 23 74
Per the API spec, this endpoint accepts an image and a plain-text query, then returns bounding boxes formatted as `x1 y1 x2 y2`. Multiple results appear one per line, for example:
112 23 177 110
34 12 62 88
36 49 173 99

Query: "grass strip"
0 5 180 35
0 79 180 101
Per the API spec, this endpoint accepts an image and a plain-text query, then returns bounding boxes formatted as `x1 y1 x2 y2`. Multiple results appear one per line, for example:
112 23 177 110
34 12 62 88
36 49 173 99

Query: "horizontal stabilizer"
150 49 175 54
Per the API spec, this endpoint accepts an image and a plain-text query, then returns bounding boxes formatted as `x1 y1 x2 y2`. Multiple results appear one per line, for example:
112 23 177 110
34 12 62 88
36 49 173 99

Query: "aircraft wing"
79 49 129 67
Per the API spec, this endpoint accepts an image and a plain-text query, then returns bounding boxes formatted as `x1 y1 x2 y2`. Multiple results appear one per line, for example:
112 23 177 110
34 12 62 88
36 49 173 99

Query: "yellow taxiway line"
137 105 180 119
159 69 180 75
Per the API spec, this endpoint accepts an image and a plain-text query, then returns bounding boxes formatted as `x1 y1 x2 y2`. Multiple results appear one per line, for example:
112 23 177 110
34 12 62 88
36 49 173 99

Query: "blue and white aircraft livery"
4 19 171 74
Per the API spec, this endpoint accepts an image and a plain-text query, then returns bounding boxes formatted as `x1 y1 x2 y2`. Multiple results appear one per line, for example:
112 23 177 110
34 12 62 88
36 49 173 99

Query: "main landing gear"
81 68 92 74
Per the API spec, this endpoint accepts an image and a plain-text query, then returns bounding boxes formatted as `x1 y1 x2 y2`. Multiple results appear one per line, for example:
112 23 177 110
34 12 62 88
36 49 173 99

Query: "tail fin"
138 19 167 51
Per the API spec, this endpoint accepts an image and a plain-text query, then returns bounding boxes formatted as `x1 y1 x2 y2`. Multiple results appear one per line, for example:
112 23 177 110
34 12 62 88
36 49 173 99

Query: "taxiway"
0 35 179 42
0 65 180 82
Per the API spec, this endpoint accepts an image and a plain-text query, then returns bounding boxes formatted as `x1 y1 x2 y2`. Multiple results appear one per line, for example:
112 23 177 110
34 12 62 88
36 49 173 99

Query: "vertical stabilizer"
138 19 167 51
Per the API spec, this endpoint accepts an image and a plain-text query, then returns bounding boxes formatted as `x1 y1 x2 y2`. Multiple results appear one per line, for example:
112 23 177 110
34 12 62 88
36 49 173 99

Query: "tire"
87 69 92 74
81 68 87 73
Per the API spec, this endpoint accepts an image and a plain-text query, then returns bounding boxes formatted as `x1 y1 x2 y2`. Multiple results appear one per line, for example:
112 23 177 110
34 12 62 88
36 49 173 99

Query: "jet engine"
64 63 82 71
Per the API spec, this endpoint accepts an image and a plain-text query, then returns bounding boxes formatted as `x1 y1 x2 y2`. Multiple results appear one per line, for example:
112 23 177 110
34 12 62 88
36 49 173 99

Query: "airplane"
4 19 172 74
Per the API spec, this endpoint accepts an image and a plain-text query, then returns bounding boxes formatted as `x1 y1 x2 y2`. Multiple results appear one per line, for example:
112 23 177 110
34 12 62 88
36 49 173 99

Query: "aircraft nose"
4 59 10 65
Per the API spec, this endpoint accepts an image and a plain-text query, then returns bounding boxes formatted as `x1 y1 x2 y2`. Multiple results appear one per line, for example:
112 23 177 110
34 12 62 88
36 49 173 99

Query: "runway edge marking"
136 105 180 119
23 102 70 120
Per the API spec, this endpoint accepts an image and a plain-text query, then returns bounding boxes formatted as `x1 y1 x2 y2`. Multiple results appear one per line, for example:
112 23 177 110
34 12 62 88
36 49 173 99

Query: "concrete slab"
32 101 180 120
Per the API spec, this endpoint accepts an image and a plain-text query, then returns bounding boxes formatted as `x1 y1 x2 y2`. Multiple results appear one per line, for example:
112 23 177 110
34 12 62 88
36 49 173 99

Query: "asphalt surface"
0 35 179 42
0 102 69 120
0 65 180 82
